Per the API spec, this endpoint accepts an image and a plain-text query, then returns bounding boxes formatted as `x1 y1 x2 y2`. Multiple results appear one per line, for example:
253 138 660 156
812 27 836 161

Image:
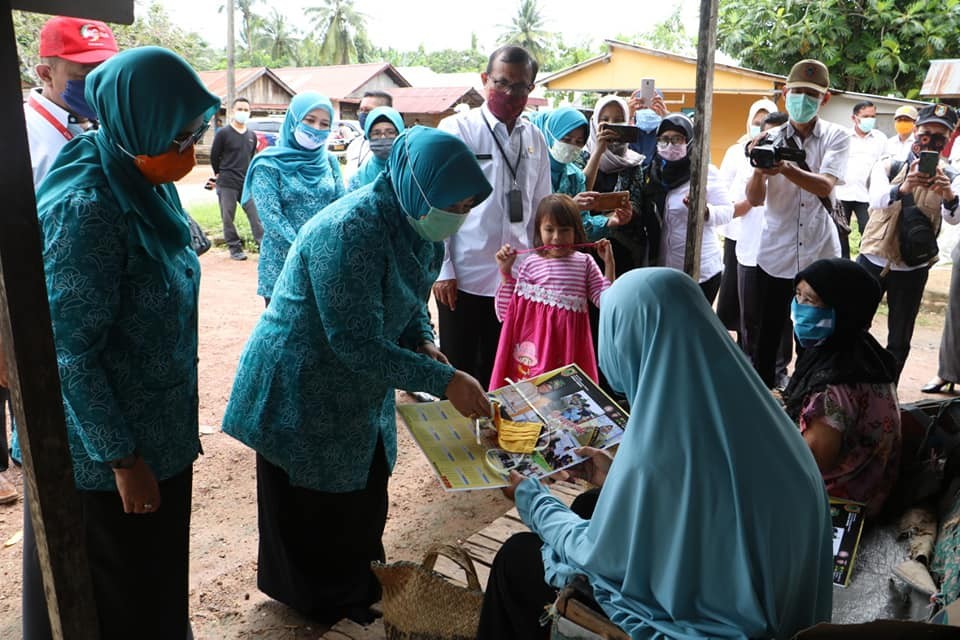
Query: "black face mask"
912 132 949 156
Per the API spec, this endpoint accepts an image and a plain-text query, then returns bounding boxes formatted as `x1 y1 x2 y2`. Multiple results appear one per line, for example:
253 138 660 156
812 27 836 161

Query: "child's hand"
496 244 517 276
606 206 633 228
596 239 614 264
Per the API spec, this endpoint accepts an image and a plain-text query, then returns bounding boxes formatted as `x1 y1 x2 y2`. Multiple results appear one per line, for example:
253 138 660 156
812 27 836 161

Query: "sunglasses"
172 122 210 154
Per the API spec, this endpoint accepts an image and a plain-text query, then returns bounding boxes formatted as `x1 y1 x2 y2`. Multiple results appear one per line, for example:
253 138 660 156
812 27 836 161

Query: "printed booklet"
830 497 866 587
397 364 629 491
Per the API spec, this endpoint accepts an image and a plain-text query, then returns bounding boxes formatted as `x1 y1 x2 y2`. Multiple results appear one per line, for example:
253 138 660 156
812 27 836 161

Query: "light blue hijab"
530 108 589 189
386 125 491 217
353 106 405 189
523 269 833 639
241 92 335 205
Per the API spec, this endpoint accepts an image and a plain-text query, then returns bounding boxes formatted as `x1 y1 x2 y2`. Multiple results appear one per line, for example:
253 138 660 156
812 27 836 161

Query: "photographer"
745 59 849 389
859 104 960 383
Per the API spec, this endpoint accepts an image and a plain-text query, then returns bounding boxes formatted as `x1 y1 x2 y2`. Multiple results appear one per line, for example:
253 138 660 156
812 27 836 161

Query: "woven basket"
371 543 484 640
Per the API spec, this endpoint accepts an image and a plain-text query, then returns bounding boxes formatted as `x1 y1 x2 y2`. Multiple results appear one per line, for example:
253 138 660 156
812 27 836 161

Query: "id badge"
508 188 523 223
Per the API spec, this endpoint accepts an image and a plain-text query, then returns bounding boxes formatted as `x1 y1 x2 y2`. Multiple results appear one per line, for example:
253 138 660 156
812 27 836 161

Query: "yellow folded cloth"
493 404 542 454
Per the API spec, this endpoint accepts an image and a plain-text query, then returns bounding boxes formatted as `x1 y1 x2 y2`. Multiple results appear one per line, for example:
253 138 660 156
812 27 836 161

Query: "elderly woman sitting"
783 258 902 517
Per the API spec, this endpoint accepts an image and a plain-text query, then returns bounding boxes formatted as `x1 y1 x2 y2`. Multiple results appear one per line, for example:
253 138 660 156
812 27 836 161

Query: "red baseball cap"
39 16 118 64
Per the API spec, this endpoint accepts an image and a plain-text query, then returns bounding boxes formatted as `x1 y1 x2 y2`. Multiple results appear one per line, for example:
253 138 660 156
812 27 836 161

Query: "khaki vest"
859 158 947 268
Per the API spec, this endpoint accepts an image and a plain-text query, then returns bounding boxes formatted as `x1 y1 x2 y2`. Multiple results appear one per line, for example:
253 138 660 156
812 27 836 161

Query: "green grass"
185 201 260 253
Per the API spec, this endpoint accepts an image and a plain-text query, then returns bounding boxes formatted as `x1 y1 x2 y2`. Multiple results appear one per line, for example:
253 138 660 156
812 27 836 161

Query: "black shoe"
230 250 247 261
921 377 955 394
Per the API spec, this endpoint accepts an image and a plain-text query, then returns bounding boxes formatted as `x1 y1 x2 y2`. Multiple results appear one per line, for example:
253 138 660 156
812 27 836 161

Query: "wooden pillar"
2 0 133 636
683 0 720 279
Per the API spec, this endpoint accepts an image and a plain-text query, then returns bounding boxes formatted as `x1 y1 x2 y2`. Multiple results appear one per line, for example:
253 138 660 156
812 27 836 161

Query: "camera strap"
782 135 835 214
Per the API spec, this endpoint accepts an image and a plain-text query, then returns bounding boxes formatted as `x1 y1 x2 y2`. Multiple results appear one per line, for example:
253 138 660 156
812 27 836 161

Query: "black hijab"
782 258 897 420
654 113 694 190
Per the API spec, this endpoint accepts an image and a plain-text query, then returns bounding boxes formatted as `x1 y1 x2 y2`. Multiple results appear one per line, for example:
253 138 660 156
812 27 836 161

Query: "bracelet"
109 452 138 469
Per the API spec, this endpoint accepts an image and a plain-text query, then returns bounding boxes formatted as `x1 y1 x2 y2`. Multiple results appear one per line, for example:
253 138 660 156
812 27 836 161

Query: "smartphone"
204 177 217 191
590 191 630 212
599 123 642 144
918 150 940 176
640 78 656 104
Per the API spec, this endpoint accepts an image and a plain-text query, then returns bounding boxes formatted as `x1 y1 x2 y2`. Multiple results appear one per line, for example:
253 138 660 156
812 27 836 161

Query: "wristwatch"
945 196 959 212
109 452 139 469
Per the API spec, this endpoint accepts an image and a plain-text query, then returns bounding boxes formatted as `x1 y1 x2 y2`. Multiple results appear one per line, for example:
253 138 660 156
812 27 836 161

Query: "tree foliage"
717 0 960 97
306 0 368 65
498 0 552 67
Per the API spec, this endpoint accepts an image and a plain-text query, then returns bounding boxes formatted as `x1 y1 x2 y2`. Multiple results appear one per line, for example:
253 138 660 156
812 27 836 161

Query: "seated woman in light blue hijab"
347 105 405 192
478 268 833 640
223 126 494 625
530 107 631 241
241 92 345 303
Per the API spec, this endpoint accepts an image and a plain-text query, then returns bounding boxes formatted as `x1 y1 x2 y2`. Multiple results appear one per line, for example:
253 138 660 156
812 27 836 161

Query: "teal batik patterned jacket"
222 173 456 492
13 187 201 491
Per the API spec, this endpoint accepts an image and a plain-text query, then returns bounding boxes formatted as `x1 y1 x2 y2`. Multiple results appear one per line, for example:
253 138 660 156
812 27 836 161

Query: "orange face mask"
132 145 197 185
895 120 915 136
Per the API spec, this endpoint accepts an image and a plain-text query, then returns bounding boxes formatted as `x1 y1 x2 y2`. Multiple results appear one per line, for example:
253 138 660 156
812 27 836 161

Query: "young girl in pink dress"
491 194 615 390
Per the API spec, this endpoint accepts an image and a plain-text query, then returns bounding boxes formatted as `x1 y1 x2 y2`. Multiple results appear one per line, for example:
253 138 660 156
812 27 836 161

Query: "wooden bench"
318 480 585 639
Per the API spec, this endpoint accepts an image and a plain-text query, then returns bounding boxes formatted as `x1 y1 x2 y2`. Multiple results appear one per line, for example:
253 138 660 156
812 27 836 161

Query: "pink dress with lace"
490 252 609 390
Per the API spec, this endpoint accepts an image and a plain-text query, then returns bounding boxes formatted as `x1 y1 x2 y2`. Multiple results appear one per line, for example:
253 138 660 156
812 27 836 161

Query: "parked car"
247 116 284 152
327 119 363 156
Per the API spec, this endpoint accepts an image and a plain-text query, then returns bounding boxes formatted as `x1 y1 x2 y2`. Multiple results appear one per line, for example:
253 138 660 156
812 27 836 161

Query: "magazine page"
398 364 629 491
830 497 866 587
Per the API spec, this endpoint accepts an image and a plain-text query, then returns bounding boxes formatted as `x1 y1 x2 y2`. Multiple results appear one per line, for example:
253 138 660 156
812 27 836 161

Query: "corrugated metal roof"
271 62 410 98
921 60 960 97
343 86 483 114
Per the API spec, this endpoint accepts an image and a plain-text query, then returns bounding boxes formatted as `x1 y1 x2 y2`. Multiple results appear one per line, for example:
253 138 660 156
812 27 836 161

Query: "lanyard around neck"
28 95 73 141
482 113 523 186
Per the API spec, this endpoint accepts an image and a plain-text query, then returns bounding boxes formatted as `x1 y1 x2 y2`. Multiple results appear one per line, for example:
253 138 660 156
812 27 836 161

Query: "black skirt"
22 466 193 640
255 438 388 623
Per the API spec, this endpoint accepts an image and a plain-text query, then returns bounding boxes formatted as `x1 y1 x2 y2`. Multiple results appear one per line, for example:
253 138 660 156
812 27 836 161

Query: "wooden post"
226 0 236 111
2 1 132 637
683 0 720 279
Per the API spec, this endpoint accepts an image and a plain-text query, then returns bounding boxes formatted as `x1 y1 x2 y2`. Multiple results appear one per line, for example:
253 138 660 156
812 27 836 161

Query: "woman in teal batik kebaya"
241 91 345 303
223 126 493 625
347 105 405 191
14 46 219 640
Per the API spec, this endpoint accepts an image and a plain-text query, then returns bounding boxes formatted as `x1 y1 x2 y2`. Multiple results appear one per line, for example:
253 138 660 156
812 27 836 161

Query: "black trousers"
477 489 600 640
0 386 9 471
746 266 795 388
840 201 870 259
699 272 722 307
716 238 741 337
22 467 194 640
738 265 794 384
857 255 928 380
217 186 264 251
256 440 388 623
437 290 501 389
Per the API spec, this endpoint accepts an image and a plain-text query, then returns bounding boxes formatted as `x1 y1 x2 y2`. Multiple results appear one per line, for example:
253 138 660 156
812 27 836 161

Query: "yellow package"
493 404 542 454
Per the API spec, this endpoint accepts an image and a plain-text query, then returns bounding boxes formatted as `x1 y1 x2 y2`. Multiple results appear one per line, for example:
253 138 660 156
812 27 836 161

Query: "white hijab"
586 95 644 174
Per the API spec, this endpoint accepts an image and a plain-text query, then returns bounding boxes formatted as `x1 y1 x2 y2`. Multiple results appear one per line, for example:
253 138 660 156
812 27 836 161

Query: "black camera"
746 136 806 169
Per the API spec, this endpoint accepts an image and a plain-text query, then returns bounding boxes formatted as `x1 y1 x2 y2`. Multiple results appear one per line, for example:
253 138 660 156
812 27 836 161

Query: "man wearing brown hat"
24 15 118 186
745 59 850 388
861 103 960 383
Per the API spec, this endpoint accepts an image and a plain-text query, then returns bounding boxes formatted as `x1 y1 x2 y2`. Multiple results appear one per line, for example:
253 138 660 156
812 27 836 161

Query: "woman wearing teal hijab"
479 269 833 640
223 126 493 624
530 107 632 240
15 46 219 640
347 105 405 191
241 91 345 302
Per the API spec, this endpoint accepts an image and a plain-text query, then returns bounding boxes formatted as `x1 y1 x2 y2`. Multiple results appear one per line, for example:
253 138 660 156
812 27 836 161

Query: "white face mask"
657 141 688 162
550 140 582 164
233 111 250 125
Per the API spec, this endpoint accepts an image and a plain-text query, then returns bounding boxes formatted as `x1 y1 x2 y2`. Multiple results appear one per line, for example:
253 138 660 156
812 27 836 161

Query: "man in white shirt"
886 105 918 163
2 15 117 507
835 100 887 258
745 59 849 389
23 16 118 187
345 90 393 174
434 46 552 388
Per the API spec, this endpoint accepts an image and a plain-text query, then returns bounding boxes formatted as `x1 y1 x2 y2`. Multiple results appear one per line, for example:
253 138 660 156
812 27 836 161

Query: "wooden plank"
0 4 99 638
319 631 354 640
683 0 720 279
475 514 530 544
432 554 490 590
462 538 499 566
10 0 134 22
326 617 386 640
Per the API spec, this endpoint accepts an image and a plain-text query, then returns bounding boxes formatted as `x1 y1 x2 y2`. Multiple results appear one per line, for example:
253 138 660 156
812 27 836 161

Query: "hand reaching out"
606 206 633 228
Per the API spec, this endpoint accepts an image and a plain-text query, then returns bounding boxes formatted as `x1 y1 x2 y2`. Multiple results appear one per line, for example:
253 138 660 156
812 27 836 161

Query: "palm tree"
305 0 368 65
498 0 551 65
261 9 299 63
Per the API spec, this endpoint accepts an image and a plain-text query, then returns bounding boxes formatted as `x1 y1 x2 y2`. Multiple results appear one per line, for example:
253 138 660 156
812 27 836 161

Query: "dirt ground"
0 167 956 636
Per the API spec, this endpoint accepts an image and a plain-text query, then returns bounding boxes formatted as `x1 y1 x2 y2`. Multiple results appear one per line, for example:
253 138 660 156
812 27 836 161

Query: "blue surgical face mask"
358 111 368 130
233 110 250 125
61 78 97 121
749 124 762 137
785 92 822 125
293 123 329 150
398 140 470 241
857 116 876 133
635 108 662 132
791 299 836 347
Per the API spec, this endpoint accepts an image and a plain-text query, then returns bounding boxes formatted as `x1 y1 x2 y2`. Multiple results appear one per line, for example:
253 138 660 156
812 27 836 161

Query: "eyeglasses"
172 122 210 154
369 130 398 140
657 135 686 145
489 77 534 96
